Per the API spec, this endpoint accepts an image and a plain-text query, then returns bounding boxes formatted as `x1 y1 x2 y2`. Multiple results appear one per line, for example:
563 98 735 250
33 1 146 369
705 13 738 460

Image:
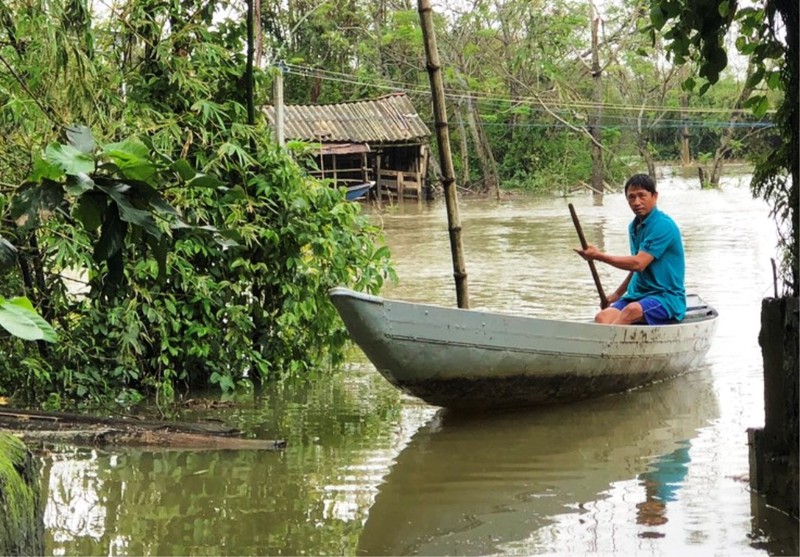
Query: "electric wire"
279 61 774 131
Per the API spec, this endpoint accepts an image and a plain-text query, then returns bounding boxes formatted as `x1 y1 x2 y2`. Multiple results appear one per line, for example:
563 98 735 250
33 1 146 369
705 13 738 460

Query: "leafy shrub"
0 128 393 407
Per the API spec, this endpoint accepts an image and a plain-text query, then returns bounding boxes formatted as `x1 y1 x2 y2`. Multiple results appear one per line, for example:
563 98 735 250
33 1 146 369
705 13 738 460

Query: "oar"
568 203 609 309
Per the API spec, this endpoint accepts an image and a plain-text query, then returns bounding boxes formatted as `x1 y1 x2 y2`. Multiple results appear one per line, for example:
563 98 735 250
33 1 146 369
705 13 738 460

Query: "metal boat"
329 286 718 409
345 181 375 201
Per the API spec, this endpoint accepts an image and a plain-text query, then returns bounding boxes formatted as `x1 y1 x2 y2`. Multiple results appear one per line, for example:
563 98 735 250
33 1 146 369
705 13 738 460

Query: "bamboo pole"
418 0 469 309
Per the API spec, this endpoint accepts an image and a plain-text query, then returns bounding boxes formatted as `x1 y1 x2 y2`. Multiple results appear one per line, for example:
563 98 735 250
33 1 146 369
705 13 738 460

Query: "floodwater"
38 169 798 556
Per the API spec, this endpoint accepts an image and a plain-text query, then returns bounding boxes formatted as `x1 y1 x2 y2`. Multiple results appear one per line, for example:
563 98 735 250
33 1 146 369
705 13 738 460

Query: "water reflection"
357 371 718 556
41 370 435 556
635 440 691 533
45 453 107 543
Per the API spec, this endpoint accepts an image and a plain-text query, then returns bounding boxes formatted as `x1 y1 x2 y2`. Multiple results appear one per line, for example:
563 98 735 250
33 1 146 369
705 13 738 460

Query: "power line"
282 62 773 118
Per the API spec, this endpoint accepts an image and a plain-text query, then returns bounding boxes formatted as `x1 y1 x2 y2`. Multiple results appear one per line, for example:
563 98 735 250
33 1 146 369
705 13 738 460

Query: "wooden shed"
265 93 432 201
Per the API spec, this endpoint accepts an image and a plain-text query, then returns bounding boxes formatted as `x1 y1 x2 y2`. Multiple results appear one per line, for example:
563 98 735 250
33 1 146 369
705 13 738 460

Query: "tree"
650 0 798 295
600 1 684 182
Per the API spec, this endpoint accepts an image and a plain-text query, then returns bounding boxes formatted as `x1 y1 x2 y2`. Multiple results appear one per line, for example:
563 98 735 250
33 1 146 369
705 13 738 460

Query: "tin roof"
264 93 431 144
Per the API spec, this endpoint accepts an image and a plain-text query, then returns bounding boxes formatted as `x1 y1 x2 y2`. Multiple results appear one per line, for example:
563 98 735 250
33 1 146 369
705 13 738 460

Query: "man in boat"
574 173 685 325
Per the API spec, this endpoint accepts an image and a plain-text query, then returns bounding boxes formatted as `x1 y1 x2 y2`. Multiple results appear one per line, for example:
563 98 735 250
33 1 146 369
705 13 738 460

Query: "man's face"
626 185 658 218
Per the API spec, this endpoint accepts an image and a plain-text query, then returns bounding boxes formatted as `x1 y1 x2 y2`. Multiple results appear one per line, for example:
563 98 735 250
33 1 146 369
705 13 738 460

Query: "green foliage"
0 433 42 556
0 296 56 342
0 126 393 406
648 0 735 85
0 1 395 406
495 123 628 193
650 0 797 295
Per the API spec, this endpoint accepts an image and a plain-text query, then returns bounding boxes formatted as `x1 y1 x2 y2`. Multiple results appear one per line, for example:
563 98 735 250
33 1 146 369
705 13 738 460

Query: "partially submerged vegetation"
0 5 394 408
0 125 393 407
0 433 43 555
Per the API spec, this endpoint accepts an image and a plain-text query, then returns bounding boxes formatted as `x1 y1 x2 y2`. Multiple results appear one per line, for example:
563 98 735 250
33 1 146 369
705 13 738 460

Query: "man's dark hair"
625 174 657 195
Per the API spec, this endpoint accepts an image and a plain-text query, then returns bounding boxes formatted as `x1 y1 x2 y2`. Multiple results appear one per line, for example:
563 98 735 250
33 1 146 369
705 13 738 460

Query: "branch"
0 53 62 128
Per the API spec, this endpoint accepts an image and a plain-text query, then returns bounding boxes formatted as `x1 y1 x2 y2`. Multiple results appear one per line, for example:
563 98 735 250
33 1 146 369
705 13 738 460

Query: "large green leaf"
188 173 225 189
29 155 66 182
146 234 169 283
74 190 107 231
172 159 197 181
103 250 125 297
66 124 96 155
65 172 95 196
45 142 95 175
94 205 126 262
10 181 66 231
104 138 150 161
128 180 179 216
0 297 57 342
104 139 157 183
96 182 161 238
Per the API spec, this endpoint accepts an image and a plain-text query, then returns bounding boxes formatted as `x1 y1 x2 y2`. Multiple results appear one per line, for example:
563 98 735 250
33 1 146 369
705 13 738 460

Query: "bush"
0 130 393 407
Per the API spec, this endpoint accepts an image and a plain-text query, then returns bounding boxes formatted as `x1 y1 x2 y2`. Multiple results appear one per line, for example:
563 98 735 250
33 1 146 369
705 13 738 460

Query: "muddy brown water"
40 170 798 555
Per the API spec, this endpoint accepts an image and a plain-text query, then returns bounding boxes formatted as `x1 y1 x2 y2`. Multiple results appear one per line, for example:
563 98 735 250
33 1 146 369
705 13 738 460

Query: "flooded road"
39 171 798 555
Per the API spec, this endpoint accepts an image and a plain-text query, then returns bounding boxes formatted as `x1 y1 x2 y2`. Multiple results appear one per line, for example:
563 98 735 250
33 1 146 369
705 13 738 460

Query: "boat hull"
345 181 375 201
329 287 718 409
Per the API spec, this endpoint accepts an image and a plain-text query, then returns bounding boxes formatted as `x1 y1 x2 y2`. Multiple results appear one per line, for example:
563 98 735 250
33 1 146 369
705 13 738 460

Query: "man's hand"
574 243 601 261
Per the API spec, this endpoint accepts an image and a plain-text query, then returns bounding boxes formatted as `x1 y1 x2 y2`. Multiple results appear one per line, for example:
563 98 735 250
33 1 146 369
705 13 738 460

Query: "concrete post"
748 296 799 519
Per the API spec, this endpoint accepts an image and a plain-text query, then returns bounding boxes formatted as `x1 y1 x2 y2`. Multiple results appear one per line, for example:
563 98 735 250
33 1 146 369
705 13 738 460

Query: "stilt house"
265 93 432 200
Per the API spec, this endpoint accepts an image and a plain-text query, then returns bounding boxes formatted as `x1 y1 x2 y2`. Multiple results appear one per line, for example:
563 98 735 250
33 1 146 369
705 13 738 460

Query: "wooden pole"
568 203 609 309
418 0 469 309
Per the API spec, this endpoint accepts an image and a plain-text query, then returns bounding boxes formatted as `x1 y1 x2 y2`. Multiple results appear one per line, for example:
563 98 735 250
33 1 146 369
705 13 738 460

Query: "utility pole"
273 63 285 148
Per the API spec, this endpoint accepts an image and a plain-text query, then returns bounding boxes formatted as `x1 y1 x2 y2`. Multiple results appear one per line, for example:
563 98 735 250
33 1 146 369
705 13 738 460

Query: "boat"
329 286 718 409
344 181 375 201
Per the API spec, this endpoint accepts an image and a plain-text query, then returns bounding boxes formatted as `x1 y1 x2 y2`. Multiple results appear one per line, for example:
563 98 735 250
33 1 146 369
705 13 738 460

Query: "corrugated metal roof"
264 93 431 144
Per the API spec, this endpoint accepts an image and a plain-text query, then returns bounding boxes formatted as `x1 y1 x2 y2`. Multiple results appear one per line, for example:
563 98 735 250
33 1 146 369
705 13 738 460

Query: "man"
574 173 685 325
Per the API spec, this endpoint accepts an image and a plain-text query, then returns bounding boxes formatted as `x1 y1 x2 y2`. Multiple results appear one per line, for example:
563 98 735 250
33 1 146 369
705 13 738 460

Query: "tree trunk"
680 92 691 166
637 140 657 181
589 15 604 195
706 68 755 188
253 0 262 67
748 297 799 519
464 93 499 199
0 408 286 450
455 99 470 187
245 0 257 153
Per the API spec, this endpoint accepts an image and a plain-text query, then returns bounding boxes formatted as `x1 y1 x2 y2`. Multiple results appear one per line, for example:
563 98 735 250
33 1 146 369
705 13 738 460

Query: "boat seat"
682 293 719 323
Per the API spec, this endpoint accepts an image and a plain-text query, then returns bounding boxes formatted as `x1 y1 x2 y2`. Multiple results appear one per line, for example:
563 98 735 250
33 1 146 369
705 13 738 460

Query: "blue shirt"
623 207 686 320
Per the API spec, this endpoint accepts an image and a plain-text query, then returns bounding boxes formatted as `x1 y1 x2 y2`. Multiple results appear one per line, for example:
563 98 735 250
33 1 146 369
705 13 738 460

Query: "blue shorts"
611 297 672 325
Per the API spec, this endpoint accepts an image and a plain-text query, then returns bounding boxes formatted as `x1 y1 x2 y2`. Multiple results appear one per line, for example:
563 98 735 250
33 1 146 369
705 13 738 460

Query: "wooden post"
589 12 604 198
420 145 430 200
361 152 369 183
376 154 383 208
414 145 422 203
397 172 404 200
418 0 469 309
273 65 285 148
